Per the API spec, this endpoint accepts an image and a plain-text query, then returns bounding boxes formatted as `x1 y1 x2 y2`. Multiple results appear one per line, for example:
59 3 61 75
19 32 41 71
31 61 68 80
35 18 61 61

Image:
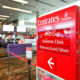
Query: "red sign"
38 29 70 46
37 6 80 80
38 28 70 55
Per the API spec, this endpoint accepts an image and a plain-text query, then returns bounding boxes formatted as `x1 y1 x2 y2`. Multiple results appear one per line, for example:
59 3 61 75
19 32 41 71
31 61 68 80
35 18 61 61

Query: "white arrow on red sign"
48 57 54 69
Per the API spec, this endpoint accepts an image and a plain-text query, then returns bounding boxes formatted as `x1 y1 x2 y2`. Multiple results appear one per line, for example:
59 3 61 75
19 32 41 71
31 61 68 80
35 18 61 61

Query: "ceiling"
38 0 78 15
0 0 78 23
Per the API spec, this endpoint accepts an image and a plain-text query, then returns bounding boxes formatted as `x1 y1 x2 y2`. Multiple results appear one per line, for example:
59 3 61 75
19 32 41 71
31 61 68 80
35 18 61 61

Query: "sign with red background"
37 6 80 80
38 28 70 55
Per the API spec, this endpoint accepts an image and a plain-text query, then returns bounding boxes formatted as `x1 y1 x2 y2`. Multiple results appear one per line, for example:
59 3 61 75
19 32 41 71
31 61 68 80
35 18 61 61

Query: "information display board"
3 25 14 32
37 6 80 80
17 27 26 32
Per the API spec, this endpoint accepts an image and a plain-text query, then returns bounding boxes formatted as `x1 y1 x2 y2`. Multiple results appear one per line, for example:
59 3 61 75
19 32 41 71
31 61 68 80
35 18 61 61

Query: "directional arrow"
48 57 54 69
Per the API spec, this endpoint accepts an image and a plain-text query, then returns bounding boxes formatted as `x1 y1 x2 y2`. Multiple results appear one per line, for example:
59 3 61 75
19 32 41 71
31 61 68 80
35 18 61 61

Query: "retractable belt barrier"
7 44 36 67
9 51 36 67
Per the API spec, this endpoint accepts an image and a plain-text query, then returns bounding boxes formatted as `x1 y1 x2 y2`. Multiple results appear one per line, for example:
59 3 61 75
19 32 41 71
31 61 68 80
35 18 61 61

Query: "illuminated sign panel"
38 28 70 55
3 25 14 32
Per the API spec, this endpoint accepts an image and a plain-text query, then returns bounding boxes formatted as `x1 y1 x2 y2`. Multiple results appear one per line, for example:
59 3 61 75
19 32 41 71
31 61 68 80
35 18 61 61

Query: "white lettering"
37 16 59 26
58 48 69 53
39 45 69 53
55 40 64 44
42 40 54 43
42 39 64 45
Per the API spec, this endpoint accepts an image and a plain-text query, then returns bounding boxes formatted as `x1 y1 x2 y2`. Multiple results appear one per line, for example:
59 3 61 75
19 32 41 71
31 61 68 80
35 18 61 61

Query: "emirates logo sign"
61 12 71 21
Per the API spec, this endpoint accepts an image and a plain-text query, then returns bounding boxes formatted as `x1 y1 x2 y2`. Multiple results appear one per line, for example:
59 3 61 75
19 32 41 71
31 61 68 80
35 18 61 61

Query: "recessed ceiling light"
2 5 32 13
0 15 10 18
0 18 6 20
12 0 28 4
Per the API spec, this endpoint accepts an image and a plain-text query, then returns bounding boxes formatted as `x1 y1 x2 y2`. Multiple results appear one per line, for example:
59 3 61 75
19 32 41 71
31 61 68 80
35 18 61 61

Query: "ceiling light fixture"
2 5 32 13
0 18 6 20
12 0 28 4
0 15 10 18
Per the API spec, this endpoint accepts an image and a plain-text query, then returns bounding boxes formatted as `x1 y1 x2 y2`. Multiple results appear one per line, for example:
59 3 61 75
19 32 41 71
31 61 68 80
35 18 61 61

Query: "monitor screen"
3 25 14 32
17 27 26 32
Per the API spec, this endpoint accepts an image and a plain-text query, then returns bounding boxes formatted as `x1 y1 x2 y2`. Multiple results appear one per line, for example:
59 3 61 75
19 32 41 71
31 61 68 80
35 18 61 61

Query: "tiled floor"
0 48 7 57
0 54 36 80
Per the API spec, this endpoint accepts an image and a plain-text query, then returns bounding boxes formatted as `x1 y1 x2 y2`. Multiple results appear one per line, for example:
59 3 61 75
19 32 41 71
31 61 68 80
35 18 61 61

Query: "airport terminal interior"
0 0 80 80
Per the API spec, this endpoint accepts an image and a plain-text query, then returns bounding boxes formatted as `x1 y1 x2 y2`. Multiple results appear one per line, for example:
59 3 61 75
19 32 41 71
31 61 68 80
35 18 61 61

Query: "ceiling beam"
35 0 55 7
60 0 67 3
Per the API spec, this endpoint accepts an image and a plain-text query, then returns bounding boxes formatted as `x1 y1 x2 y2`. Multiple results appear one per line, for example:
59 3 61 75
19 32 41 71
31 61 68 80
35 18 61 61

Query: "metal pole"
13 32 16 43
7 48 10 73
28 60 31 80
14 25 16 44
